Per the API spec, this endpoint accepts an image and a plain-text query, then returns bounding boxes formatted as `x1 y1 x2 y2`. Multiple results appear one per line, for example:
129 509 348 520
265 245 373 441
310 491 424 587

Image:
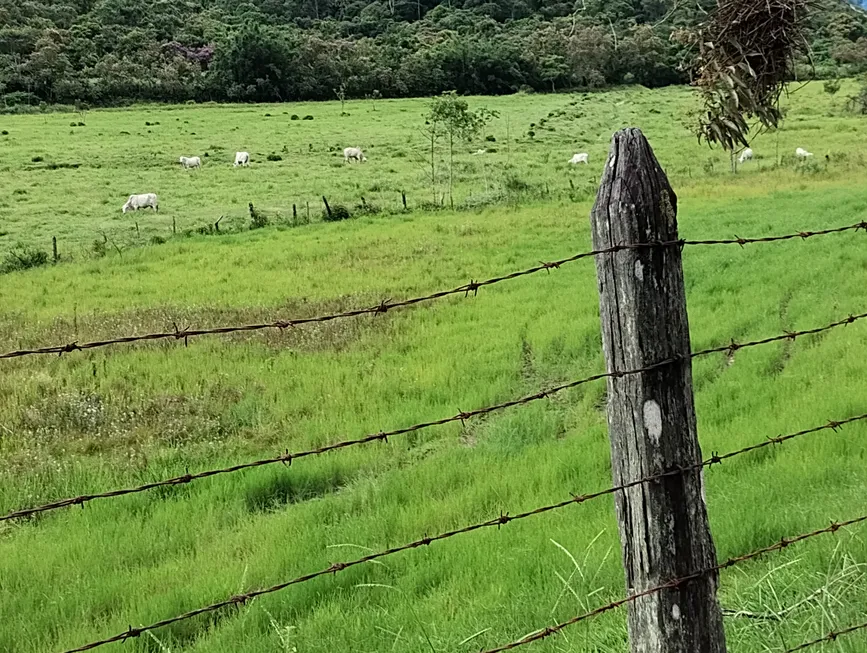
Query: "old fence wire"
2 209 866 651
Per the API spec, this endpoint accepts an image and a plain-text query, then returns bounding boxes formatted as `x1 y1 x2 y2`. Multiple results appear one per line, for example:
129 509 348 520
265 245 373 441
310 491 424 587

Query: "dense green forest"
2 0 867 107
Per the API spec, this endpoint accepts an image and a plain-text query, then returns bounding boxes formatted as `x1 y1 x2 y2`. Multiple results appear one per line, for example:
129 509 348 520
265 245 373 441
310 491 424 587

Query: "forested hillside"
1 0 867 107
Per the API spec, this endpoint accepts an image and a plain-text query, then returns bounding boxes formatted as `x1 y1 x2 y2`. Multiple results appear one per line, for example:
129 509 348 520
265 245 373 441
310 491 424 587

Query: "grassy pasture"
1 82 867 653
2 81 867 253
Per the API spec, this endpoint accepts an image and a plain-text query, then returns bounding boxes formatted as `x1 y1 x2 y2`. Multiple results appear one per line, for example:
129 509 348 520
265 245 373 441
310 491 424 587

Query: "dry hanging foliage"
688 0 811 151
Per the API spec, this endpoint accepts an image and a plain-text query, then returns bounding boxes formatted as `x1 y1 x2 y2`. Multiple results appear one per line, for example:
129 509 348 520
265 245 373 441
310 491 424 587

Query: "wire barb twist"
783 620 867 652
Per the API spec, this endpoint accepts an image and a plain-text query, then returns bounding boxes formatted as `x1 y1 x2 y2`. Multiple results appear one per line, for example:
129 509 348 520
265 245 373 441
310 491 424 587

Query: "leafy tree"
209 22 297 101
426 91 497 207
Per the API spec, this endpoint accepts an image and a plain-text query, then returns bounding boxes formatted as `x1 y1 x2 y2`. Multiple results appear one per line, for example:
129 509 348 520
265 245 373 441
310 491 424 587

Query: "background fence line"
57 412 866 653
2 221 864 361
4 311 866 523
479 514 867 653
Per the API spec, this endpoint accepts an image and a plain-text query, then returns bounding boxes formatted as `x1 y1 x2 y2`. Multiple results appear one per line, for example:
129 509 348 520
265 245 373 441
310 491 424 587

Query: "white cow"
179 156 201 169
471 149 487 156
738 148 754 164
343 147 367 163
122 193 159 214
796 147 813 159
569 153 589 165
234 152 250 167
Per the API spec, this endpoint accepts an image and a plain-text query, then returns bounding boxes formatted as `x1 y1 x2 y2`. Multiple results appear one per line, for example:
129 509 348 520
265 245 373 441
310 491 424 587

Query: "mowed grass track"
1 84 867 653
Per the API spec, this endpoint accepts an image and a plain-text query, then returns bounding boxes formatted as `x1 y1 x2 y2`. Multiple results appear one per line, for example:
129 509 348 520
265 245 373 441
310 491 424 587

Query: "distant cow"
569 153 589 165
343 147 367 163
179 156 201 169
472 149 487 156
796 147 813 159
122 193 158 214
738 148 754 164
234 152 250 167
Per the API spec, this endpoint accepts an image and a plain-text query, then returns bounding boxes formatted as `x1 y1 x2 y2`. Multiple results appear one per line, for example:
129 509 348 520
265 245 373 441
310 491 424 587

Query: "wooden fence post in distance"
589 128 727 653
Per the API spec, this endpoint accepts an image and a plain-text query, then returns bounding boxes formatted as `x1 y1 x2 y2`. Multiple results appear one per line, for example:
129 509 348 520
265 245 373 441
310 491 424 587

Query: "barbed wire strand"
3 221 864 361
5 311 866 523
59 414 866 653
784 620 867 652
480 515 867 653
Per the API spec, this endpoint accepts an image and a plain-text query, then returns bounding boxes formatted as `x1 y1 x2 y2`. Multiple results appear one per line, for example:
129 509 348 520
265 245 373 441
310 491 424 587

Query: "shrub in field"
355 201 381 216
91 238 107 258
291 114 299 120
323 204 351 221
267 153 282 161
846 77 867 114
302 115 314 120
460 190 507 210
249 203 269 229
150 235 167 245
1 246 49 273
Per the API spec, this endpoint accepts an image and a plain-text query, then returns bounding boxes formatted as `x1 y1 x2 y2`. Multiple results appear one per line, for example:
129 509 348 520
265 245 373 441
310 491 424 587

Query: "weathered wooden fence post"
590 128 726 653
52 236 58 264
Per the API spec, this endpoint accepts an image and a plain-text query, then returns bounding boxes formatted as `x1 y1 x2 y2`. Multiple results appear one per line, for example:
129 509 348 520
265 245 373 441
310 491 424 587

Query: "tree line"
2 0 867 108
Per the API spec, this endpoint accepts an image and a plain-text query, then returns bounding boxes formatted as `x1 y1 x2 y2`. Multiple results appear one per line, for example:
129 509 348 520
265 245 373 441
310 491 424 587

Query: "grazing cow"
472 149 487 156
234 152 250 167
569 153 589 165
738 148 754 164
179 156 201 169
343 147 367 163
122 193 159 214
796 147 813 159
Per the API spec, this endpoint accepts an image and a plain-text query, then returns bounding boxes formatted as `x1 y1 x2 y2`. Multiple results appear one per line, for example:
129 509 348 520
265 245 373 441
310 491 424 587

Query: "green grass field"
1 82 866 653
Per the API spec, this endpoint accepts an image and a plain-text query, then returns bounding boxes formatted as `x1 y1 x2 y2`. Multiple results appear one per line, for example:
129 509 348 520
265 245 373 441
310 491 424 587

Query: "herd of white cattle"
738 146 814 164
121 147 369 214
567 146 815 167
117 144 819 214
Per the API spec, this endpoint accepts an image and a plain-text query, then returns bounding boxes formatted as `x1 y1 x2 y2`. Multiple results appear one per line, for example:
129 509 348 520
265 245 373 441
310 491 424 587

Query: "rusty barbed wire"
680 221 867 247
5 310 866 523
784 620 867 652
59 414 866 653
2 221 864 361
480 515 867 653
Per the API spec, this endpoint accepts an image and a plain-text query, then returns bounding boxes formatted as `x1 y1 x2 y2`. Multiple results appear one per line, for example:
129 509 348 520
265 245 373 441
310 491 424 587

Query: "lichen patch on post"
700 468 708 506
634 260 644 282
672 604 681 620
643 400 662 443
